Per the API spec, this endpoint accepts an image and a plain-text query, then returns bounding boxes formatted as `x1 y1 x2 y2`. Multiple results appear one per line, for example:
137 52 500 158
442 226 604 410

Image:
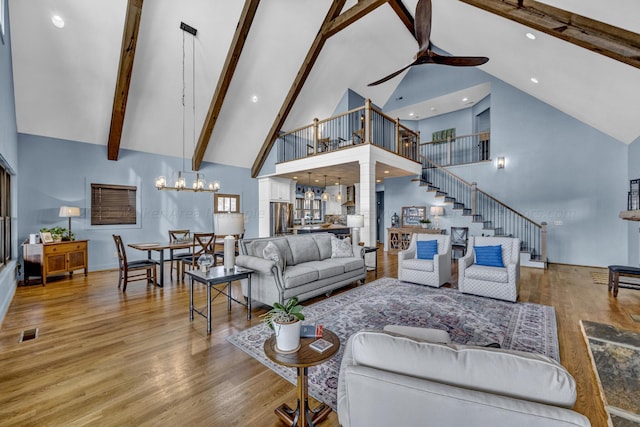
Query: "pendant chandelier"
304 172 315 201
321 175 329 201
155 22 220 193
336 177 343 202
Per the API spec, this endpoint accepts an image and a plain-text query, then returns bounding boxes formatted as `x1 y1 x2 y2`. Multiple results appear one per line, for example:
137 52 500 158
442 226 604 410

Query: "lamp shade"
215 213 245 236
347 214 364 228
59 206 80 217
430 206 444 216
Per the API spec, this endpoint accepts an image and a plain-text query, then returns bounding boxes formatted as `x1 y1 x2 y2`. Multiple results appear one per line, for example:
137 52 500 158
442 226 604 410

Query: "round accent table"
263 328 340 427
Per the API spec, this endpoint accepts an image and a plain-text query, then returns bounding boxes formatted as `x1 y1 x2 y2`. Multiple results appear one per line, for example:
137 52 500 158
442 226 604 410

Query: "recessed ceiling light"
526 32 536 40
530 77 539 84
376 179 381 183
293 176 298 179
314 179 319 183
430 107 437 111
409 112 414 117
462 97 468 102
251 95 258 103
384 170 389 174
51 15 65 28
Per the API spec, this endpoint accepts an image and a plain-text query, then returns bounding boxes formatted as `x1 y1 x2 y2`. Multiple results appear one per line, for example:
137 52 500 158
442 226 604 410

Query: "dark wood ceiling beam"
460 0 640 69
387 0 415 36
107 0 144 161
192 0 261 171
252 0 405 178
323 0 388 38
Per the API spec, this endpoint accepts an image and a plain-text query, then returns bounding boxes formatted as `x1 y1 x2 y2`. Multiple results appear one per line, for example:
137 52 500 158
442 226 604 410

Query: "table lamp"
430 206 444 230
59 206 80 239
347 214 364 246
215 213 245 270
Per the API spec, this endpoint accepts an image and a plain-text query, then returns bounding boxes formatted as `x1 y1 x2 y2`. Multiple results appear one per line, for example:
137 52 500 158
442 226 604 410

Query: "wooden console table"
387 228 441 254
23 240 88 285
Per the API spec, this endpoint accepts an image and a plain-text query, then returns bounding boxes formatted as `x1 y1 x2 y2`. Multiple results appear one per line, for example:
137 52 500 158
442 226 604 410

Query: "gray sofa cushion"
313 234 333 260
245 237 294 267
287 235 321 265
263 241 285 271
400 258 434 272
283 264 320 288
465 265 508 283
329 257 365 272
299 260 345 280
331 236 354 258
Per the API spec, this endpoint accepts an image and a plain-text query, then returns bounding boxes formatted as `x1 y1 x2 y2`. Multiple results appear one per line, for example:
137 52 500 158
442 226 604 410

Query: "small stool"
608 265 640 297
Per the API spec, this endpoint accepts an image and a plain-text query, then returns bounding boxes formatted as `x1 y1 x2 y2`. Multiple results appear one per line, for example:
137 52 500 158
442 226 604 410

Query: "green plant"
40 226 74 241
261 297 304 330
419 218 431 224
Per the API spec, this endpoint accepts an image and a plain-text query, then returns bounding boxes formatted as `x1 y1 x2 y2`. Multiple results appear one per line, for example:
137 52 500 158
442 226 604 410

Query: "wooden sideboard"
387 228 441 254
23 240 89 285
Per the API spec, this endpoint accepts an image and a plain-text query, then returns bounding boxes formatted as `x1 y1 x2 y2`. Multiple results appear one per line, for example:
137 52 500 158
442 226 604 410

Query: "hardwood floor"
1 251 639 427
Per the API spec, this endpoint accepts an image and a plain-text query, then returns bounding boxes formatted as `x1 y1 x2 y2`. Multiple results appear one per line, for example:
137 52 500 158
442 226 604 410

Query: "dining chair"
168 229 191 279
112 235 157 292
181 233 216 279
450 227 469 261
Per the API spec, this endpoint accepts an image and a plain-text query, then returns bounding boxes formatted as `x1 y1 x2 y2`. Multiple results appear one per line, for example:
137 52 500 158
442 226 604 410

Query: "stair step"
452 202 465 210
461 209 473 216
443 196 456 203
472 215 483 223
427 185 440 192
435 191 447 197
482 221 495 230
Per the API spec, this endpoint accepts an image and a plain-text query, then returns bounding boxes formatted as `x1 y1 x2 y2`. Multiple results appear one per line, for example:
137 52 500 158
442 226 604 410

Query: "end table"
264 328 340 427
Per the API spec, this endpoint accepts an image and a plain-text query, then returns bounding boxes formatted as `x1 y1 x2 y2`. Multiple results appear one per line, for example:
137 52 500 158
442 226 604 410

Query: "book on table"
309 338 333 353
300 324 323 338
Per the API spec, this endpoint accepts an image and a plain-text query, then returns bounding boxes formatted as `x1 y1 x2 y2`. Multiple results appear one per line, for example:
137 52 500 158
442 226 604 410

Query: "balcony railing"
421 131 490 167
276 99 420 163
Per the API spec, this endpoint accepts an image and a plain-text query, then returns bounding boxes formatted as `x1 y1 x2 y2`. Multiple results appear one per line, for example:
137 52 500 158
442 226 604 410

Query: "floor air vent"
20 328 38 342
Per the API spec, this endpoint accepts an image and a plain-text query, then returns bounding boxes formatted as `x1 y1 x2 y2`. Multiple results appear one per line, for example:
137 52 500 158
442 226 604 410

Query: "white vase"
273 320 301 353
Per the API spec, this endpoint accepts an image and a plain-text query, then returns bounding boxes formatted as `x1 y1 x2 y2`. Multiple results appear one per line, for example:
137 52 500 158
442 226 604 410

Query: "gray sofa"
236 233 365 306
337 328 591 427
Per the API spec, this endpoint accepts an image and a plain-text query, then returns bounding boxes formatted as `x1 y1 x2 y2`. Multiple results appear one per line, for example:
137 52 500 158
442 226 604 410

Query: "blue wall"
17 135 259 272
383 65 629 267
0 0 19 324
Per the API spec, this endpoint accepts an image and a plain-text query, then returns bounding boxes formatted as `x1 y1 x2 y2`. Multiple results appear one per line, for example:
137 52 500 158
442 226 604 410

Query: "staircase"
420 157 547 268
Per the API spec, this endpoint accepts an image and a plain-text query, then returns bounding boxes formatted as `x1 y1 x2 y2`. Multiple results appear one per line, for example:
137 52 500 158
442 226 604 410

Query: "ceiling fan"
368 0 489 86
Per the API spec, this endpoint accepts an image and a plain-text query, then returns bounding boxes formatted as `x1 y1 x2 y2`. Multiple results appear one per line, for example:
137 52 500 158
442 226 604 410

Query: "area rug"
580 320 640 427
228 277 560 410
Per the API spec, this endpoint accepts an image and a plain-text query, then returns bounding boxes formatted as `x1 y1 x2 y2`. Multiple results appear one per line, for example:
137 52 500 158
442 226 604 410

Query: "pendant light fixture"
321 175 329 201
304 172 315 201
336 177 343 202
155 22 220 193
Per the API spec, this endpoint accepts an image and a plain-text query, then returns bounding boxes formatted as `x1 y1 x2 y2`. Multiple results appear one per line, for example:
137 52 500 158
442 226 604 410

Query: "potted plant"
40 226 73 242
419 218 431 229
261 296 305 353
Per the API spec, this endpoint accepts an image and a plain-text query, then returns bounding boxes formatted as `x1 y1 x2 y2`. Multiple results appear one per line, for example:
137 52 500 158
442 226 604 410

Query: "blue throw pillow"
474 245 504 267
416 240 438 260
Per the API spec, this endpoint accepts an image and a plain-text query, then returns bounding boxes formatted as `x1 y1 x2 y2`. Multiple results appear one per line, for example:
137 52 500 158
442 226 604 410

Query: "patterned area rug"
227 278 560 410
580 320 640 427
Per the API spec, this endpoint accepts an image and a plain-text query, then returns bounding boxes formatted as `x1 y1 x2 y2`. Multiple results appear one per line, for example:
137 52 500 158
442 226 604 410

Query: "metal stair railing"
421 156 547 262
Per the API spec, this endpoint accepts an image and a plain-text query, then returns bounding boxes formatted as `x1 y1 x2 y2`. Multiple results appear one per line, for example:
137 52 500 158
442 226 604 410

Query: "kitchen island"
290 224 351 238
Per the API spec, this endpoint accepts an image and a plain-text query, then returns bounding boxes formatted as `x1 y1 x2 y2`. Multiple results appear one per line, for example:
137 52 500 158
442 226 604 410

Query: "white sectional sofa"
337 328 591 427
236 233 365 306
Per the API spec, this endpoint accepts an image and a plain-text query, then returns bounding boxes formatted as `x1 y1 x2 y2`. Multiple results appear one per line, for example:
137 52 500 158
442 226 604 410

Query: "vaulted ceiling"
8 0 640 179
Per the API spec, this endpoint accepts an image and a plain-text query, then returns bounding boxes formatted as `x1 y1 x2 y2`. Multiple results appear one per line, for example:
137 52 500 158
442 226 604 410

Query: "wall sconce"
497 157 505 169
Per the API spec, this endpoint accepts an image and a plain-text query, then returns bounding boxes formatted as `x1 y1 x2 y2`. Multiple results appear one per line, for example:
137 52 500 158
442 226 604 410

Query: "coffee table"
264 328 340 427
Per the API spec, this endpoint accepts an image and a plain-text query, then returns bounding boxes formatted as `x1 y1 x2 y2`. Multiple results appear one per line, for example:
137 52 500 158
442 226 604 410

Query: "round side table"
264 328 340 427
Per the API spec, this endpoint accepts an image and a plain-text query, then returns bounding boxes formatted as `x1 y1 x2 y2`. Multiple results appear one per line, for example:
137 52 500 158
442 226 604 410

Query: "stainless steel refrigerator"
270 202 294 236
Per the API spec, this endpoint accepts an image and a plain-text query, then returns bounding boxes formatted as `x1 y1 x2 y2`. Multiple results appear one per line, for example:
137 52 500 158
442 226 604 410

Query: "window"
91 184 137 225
0 165 11 267
214 194 240 213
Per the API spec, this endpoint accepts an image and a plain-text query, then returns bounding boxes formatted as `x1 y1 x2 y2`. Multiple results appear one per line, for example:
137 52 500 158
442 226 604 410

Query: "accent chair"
397 233 451 287
458 236 520 302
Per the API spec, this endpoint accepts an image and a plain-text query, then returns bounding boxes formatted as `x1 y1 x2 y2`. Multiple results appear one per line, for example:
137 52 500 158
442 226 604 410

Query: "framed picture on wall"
40 232 53 244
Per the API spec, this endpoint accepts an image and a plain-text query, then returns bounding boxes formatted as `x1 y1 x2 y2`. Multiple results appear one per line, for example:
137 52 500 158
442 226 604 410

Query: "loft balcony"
276 99 420 164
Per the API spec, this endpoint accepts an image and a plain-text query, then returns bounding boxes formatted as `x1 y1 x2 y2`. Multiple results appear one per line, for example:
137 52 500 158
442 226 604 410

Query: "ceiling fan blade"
414 0 432 56
429 52 489 66
367 62 416 86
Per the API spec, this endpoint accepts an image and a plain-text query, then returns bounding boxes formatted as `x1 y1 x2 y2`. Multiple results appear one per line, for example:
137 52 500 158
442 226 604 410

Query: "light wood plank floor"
1 250 639 427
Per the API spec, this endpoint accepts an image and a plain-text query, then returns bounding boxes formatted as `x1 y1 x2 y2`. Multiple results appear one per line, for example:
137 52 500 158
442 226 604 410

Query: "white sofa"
236 233 365 306
458 236 520 302
397 233 451 287
337 328 591 427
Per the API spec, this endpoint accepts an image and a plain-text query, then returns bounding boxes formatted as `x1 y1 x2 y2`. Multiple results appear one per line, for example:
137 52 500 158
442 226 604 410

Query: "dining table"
128 238 224 287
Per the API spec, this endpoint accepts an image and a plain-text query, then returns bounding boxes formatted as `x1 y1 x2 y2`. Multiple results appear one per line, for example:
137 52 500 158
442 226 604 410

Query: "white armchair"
398 233 451 287
458 236 520 302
